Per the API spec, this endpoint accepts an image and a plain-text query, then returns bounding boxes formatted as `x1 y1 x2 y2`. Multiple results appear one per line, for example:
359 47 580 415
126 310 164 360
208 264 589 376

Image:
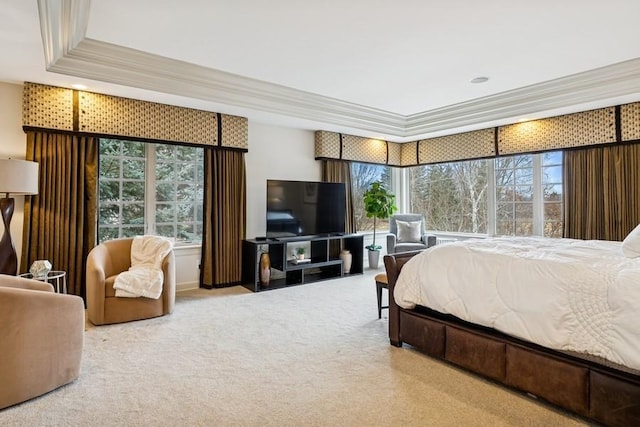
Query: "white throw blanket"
394 237 640 370
114 236 173 299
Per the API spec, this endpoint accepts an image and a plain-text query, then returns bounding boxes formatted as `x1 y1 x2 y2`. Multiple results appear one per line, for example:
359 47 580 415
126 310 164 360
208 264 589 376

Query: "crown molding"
39 0 640 140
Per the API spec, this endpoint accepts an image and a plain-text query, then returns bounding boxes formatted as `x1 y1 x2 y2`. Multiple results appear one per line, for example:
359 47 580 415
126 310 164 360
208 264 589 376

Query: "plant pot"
368 249 380 269
339 249 352 274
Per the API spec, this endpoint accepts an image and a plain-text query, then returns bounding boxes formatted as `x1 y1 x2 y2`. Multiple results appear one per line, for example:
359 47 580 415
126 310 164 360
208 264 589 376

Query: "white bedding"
393 237 640 370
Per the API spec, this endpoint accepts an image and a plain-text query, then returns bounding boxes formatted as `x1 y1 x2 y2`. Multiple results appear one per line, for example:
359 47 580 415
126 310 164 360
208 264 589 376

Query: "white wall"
0 82 30 271
245 121 320 238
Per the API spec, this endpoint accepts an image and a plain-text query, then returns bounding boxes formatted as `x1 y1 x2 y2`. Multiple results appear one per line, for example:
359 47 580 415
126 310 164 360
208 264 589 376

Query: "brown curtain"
200 149 246 287
564 143 640 240
321 159 356 234
21 131 98 298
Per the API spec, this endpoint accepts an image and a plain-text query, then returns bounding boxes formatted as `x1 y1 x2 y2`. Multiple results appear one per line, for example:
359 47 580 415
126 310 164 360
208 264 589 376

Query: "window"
409 159 488 234
350 162 393 232
408 151 563 237
98 139 204 244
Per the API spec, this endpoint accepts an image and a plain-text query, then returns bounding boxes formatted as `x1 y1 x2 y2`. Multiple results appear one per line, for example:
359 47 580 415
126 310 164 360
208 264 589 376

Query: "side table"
19 271 67 294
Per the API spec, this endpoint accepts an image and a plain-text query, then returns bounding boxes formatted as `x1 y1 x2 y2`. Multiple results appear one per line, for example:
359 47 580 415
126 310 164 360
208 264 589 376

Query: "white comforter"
394 237 640 370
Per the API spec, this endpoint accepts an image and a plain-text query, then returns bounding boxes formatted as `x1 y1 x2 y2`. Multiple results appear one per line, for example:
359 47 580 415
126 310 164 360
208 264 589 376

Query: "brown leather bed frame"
384 251 640 427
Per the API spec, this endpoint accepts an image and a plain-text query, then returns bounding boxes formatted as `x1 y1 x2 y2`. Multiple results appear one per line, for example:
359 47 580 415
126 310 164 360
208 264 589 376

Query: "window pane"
122 181 145 201
122 203 144 224
123 159 145 179
156 183 175 202
176 203 194 222
155 204 175 222
543 184 563 201
543 151 563 166
100 157 120 179
514 167 533 185
515 221 533 236
544 202 563 224
515 203 533 220
496 203 514 221
122 141 144 157
155 144 173 159
99 181 120 202
542 165 562 184
156 224 176 238
122 226 144 238
99 204 119 225
515 185 533 201
155 162 174 180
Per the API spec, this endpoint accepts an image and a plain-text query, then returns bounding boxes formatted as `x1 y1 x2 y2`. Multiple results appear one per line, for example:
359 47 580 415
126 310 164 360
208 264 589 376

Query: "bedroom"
1 0 640 425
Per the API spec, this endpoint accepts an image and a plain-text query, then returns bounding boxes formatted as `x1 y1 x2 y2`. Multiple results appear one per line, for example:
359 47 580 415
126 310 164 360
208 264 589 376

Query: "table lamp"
0 159 39 275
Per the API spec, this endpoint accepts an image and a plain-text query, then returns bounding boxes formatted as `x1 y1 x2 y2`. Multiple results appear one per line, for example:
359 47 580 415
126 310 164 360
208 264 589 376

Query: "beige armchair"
0 275 84 410
86 237 176 326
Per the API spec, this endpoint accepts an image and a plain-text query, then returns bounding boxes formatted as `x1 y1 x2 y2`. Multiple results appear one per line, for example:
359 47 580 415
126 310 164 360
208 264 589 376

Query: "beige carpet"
2 269 589 426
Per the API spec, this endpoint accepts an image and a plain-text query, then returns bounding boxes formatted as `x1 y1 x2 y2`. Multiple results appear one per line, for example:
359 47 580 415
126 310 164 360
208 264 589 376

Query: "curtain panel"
563 143 640 241
21 131 98 298
321 159 356 234
200 149 246 288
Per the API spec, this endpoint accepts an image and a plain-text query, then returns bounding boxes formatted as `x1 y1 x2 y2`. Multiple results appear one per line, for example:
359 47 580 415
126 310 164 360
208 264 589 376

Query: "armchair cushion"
396 220 422 243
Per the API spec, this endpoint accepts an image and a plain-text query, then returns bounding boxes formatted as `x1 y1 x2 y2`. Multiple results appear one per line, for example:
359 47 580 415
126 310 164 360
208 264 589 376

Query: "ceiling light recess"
470 76 489 84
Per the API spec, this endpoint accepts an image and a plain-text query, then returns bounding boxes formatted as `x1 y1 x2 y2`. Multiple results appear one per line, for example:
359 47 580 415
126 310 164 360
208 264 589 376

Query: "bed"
383 236 640 427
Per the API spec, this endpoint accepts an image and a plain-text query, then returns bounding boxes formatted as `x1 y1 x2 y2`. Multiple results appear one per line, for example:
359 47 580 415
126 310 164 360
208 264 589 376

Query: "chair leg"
376 282 383 319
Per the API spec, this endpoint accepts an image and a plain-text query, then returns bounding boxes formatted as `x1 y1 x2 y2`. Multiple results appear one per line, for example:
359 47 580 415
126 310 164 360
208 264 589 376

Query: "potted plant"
363 181 397 268
296 247 306 260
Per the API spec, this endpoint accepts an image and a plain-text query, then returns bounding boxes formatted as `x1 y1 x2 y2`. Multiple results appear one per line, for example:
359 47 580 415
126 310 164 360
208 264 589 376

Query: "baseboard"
176 281 199 292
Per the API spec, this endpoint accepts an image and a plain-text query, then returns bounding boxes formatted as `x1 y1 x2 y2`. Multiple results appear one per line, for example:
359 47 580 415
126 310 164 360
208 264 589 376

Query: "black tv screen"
266 180 346 238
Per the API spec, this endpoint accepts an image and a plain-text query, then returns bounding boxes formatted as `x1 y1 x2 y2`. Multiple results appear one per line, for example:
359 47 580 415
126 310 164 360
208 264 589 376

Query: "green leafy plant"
296 247 305 255
363 181 397 251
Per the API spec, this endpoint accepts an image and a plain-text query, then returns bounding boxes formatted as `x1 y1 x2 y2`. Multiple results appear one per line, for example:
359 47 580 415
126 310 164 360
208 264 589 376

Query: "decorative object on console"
362 181 397 269
0 159 39 275
30 259 52 279
259 251 271 288
296 247 306 260
339 249 352 274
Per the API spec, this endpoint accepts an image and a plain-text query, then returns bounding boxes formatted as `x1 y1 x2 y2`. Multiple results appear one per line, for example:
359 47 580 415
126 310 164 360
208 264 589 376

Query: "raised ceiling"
2 0 640 142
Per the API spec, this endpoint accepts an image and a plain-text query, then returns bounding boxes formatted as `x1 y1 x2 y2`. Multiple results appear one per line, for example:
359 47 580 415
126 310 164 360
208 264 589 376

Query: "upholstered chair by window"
86 237 175 326
386 214 436 253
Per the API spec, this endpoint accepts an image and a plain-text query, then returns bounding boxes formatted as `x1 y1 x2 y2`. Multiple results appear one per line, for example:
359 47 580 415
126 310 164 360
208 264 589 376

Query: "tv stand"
241 234 364 292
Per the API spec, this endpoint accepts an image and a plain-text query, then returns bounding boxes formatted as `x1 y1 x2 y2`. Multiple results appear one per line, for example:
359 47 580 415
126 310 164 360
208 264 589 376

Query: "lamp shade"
0 159 39 195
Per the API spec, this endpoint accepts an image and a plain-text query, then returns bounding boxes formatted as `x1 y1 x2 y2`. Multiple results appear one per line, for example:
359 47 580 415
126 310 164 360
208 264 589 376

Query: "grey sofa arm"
386 233 397 254
422 233 437 248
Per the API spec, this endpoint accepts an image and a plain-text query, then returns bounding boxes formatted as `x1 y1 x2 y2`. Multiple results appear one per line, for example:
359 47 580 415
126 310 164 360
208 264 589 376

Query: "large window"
350 162 393 232
409 159 488 234
408 151 563 237
98 139 204 244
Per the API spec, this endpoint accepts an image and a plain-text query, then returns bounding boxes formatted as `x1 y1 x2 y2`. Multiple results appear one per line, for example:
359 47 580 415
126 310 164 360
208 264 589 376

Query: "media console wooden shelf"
242 234 364 292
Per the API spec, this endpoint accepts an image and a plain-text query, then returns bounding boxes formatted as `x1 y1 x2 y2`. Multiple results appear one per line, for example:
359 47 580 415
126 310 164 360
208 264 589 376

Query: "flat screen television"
266 180 346 239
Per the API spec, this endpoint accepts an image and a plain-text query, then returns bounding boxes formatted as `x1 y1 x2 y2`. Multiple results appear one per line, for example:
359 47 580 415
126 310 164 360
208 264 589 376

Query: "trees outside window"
408 151 563 237
409 159 488 234
98 139 204 244
350 163 392 232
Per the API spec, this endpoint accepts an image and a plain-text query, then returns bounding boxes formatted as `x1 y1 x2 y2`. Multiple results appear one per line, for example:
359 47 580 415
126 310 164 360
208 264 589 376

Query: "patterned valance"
22 82 248 150
316 102 640 167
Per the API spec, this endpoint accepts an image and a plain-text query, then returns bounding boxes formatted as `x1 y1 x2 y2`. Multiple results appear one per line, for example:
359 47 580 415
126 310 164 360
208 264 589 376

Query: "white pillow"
396 220 422 243
622 223 640 258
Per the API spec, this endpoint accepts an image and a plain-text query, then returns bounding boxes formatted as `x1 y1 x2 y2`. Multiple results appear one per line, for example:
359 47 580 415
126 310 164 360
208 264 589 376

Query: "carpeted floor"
2 269 589 426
